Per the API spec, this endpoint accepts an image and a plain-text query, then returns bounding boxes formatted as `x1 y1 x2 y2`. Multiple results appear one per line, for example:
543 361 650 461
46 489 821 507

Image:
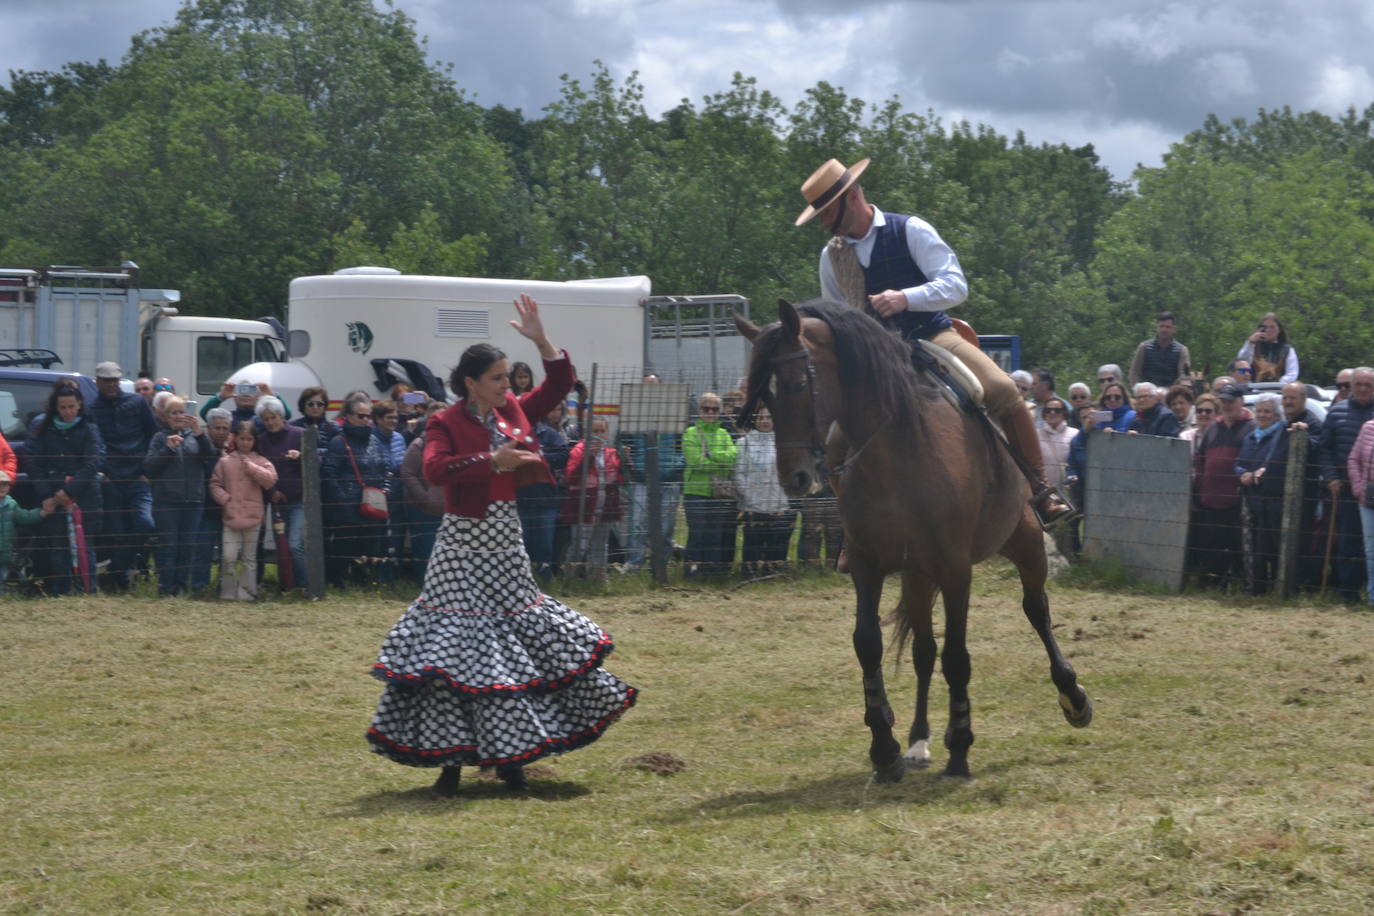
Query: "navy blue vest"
864 212 953 340
1140 338 1185 388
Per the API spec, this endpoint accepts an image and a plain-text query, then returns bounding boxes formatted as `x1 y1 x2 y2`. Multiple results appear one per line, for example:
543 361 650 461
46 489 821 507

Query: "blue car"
0 366 101 466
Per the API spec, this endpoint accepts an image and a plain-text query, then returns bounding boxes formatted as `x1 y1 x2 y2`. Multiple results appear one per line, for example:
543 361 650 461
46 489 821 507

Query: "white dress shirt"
818 207 969 312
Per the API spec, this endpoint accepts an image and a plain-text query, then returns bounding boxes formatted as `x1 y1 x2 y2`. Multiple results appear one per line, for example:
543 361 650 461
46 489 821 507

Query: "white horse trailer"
235 270 654 411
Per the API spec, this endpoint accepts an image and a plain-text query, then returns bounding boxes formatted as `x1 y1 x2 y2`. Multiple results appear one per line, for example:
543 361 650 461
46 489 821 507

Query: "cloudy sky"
4 0 1373 181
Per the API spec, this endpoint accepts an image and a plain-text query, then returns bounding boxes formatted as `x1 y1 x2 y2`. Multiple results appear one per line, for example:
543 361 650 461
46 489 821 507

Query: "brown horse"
737 299 1092 780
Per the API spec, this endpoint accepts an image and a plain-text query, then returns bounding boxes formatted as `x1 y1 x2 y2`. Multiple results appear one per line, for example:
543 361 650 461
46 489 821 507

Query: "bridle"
768 339 886 482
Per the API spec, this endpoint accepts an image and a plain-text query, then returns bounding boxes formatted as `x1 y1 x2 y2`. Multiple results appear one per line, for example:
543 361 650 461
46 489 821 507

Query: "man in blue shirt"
90 361 158 591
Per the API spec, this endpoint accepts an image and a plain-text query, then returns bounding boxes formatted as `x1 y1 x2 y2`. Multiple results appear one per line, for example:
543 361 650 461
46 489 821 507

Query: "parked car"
1242 382 1330 423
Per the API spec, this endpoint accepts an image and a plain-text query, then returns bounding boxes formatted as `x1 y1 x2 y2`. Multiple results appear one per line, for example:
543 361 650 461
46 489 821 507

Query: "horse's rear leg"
901 572 939 769
1001 517 1093 727
851 561 904 783
937 567 975 778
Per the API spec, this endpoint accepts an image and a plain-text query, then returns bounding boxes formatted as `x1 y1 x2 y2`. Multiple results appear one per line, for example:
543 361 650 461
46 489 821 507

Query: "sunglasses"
1070 393 1089 400
1043 407 1065 414
1195 407 1215 415
154 384 173 392
1103 394 1124 402
1338 382 1352 390
1234 367 1252 375
305 400 327 407
1098 377 1114 384
699 406 721 413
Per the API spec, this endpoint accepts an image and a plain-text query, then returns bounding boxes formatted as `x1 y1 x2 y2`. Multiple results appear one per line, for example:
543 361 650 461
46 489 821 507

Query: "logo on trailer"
347 321 374 354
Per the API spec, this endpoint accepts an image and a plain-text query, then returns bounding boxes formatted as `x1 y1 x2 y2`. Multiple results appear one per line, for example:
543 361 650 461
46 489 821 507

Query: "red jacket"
0 433 15 482
561 441 624 525
423 352 574 519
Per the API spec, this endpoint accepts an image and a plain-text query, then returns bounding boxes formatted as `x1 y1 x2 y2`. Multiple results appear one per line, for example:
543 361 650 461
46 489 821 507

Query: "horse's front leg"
1001 518 1093 727
851 558 903 782
902 571 939 769
938 567 975 778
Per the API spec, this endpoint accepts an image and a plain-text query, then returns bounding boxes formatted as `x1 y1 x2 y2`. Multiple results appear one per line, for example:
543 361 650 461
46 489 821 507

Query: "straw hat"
795 157 870 226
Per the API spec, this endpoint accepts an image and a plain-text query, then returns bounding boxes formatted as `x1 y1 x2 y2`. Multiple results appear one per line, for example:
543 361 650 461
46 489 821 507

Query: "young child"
209 421 278 600
0 470 54 593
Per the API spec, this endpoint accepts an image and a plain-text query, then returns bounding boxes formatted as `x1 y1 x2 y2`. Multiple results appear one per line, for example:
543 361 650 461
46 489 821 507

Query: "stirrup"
1032 486 1078 529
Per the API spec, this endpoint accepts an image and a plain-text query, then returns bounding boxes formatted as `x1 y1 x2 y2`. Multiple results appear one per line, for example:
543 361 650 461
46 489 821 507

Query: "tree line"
3 0 1373 383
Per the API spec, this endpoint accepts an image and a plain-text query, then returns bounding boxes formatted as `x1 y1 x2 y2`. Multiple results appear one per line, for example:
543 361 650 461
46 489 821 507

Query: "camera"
183 400 198 415
235 381 256 396
401 391 427 406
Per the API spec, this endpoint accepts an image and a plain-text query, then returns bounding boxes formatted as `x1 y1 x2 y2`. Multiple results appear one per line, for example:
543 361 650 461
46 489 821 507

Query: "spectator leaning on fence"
1238 312 1299 384
1129 311 1192 389
143 396 217 597
1344 415 1374 607
1193 383 1255 590
1235 393 1288 595
256 396 306 592
1128 382 1181 438
1316 367 1374 603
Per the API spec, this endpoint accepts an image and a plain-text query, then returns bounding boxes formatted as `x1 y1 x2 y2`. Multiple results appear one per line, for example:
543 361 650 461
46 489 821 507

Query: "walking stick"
1320 491 1340 596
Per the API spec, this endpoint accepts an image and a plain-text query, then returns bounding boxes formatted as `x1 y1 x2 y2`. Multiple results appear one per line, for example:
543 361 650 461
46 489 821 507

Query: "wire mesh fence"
3 375 1358 601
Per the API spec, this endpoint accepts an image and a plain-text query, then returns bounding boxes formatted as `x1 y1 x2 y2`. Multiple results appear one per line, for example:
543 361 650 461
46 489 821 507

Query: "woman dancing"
366 294 637 796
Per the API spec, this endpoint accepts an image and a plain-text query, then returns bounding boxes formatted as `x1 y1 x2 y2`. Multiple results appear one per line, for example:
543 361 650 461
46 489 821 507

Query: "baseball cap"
95 361 123 379
1216 383 1245 401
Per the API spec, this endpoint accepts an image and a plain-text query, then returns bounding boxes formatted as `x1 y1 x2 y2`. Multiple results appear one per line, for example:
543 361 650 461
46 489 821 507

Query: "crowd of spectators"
7 305 1374 603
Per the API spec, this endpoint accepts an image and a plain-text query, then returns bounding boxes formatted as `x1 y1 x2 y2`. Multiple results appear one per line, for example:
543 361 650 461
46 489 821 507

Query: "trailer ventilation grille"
435 307 490 338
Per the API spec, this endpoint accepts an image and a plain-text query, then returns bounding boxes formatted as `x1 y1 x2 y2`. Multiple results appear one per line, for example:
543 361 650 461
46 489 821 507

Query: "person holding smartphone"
143 396 217 596
1237 312 1299 384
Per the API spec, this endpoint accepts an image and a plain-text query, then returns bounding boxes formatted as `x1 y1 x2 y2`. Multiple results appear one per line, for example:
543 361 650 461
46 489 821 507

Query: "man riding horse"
796 157 1074 527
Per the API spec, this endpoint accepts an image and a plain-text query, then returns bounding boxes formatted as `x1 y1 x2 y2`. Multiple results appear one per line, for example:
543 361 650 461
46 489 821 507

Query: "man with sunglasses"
797 156 1073 525
1128 311 1192 389
1332 368 1354 404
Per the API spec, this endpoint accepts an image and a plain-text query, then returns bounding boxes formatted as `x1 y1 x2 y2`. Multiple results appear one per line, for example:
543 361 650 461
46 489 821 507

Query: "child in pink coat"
209 422 278 600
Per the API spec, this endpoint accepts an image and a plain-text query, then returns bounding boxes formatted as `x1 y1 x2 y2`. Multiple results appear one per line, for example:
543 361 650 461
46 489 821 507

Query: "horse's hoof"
903 740 932 769
872 757 906 783
1059 689 1093 728
432 767 461 798
940 766 973 780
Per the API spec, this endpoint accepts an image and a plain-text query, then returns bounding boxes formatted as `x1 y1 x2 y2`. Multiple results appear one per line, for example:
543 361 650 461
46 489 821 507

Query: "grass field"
3 567 1373 914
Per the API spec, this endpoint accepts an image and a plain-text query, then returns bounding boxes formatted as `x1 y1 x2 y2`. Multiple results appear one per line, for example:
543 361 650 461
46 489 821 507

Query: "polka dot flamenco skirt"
367 501 637 768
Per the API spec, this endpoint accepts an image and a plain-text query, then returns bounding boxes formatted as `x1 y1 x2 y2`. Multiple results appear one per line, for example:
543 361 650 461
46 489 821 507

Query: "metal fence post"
301 425 327 599
1277 428 1308 598
646 445 666 585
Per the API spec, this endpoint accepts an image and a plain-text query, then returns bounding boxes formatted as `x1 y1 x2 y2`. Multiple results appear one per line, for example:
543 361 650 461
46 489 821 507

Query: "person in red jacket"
562 416 624 582
366 294 637 798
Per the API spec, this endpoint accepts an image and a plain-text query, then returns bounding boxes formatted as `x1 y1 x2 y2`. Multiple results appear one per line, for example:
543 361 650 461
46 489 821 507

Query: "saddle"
910 339 984 413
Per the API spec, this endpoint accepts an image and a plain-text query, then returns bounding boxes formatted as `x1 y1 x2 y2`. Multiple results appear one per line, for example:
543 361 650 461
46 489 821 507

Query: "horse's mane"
743 298 929 432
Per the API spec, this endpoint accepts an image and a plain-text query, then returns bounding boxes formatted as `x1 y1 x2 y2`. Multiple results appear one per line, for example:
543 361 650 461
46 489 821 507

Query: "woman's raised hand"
511 294 558 359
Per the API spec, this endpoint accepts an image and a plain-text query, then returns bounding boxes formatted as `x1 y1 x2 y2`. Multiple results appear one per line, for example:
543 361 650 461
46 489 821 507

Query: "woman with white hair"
255 395 306 591
143 395 218 596
1234 392 1288 594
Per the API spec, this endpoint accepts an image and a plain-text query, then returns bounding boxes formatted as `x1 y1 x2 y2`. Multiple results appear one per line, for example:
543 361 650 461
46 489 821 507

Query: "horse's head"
737 299 841 497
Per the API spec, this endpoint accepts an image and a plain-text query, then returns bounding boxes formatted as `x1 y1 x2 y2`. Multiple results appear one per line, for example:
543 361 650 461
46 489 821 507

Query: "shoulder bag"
344 439 389 521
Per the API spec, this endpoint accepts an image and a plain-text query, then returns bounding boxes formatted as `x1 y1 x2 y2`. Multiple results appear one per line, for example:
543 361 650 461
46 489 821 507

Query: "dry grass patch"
2 571 1373 913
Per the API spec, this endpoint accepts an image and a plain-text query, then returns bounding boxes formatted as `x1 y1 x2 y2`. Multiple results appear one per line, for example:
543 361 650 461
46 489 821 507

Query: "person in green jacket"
0 470 55 593
681 392 738 577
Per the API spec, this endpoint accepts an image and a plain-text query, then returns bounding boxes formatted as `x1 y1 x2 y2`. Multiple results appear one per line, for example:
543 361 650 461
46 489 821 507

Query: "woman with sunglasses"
1036 398 1075 491
1094 382 1136 433
1237 312 1298 384
682 392 738 577
1180 393 1220 454
290 387 339 451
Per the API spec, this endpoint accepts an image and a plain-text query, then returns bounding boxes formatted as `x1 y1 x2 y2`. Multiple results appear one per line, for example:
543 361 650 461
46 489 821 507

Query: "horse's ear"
778 298 801 341
733 312 760 342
